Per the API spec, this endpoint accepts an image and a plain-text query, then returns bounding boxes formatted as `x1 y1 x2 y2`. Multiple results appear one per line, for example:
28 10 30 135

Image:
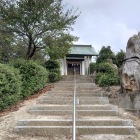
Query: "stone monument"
119 33 140 109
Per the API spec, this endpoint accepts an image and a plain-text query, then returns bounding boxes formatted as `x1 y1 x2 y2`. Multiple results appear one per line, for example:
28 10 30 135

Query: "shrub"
50 68 61 80
95 72 102 84
95 62 119 87
44 59 60 70
0 63 21 110
98 73 119 87
96 62 116 74
11 59 48 98
48 72 58 83
44 59 61 82
89 63 96 74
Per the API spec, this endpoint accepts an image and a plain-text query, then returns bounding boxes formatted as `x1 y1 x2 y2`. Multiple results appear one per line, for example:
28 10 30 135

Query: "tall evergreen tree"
96 46 115 64
115 50 125 68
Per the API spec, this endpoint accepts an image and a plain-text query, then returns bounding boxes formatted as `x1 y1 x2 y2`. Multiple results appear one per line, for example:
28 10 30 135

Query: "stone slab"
36 99 108 105
30 104 118 111
29 110 118 116
14 126 137 136
16 119 133 127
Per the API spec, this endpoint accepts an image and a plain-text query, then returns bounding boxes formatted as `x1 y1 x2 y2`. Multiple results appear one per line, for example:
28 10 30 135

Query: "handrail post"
72 65 76 140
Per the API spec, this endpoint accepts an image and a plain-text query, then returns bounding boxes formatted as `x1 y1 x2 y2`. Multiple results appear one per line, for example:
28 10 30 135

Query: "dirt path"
0 98 37 140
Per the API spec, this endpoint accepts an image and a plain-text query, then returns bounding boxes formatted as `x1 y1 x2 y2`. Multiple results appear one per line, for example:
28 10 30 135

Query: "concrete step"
14 75 138 138
16 119 133 126
29 110 118 116
60 78 93 81
51 88 71 91
52 88 99 91
60 76 93 82
38 97 109 103
45 92 103 97
36 99 108 105
53 85 98 90
53 84 97 89
14 126 137 136
51 85 101 91
59 81 93 83
55 81 74 84
36 99 73 104
30 105 118 111
48 88 101 92
51 88 100 92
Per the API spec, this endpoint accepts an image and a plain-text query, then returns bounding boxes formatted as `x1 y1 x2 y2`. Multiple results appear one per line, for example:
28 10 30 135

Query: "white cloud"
63 0 140 53
112 23 137 52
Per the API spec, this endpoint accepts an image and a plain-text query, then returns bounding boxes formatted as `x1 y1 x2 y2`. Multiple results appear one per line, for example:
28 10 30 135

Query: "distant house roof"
68 45 98 56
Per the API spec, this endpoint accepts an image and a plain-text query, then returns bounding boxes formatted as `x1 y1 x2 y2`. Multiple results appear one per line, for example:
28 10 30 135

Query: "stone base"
119 93 140 109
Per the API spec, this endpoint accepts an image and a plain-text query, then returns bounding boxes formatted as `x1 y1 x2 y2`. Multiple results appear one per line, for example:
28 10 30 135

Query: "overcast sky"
63 0 139 53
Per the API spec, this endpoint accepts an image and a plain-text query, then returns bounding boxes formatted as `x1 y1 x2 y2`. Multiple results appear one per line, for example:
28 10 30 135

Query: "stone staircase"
14 75 138 139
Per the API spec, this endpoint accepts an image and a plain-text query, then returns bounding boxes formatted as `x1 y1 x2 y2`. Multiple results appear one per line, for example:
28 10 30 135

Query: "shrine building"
60 45 98 75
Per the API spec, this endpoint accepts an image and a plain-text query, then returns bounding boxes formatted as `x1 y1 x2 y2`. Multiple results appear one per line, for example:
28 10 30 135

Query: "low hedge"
0 63 22 110
11 59 48 98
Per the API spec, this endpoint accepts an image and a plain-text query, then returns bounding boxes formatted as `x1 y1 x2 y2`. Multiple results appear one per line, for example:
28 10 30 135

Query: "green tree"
0 27 15 63
0 0 79 59
115 50 125 68
11 40 46 63
44 32 77 60
96 46 115 64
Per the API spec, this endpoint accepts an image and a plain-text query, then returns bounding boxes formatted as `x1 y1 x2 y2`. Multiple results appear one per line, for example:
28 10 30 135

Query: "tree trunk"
26 35 36 59
28 43 36 59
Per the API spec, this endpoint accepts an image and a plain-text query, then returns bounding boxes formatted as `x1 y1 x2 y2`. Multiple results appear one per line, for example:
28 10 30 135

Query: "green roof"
69 45 98 56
